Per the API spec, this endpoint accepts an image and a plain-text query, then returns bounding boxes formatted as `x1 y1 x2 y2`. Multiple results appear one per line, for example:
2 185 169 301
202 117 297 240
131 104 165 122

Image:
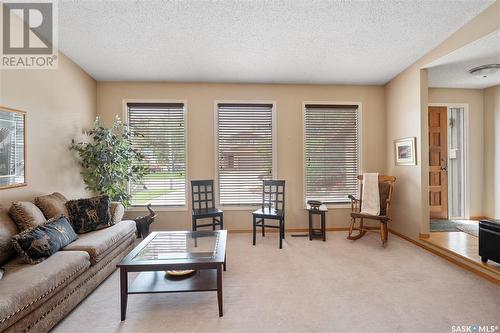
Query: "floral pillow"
65 195 112 234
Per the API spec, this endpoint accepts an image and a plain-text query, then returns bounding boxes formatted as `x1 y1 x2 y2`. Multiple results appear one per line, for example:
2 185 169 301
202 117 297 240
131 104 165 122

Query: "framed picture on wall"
0 106 26 189
394 137 416 166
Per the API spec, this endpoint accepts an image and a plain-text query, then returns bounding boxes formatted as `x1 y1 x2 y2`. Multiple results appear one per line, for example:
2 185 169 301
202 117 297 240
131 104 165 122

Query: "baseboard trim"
389 229 499 286
228 227 351 234
419 233 430 239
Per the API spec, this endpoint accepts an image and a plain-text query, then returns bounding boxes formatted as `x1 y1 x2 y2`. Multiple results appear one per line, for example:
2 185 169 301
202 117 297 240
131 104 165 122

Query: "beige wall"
1 1 497 238
97 82 385 231
483 84 500 219
428 88 484 217
385 67 426 238
385 1 499 240
0 53 97 208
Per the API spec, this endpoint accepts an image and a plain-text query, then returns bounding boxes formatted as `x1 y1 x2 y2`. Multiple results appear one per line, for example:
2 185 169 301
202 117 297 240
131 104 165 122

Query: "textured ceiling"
58 0 494 84
427 30 500 89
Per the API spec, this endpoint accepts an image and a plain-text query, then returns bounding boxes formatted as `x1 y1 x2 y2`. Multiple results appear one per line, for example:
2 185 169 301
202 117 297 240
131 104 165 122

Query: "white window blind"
217 103 273 205
304 104 359 203
0 112 25 187
127 103 186 206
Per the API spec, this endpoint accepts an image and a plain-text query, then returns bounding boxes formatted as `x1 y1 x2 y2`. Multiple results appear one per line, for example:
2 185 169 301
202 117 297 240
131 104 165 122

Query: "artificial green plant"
70 116 147 206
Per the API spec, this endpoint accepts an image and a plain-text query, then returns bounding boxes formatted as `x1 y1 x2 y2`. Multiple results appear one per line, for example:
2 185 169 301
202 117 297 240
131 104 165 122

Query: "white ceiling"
57 0 494 84
426 30 500 89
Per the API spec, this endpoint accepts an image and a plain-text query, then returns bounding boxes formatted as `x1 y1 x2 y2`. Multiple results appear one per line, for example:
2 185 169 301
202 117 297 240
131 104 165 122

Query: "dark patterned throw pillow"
12 216 78 264
65 195 112 234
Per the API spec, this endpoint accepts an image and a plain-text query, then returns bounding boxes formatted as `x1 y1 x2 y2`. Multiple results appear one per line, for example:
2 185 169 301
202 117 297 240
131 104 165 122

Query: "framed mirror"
0 106 26 189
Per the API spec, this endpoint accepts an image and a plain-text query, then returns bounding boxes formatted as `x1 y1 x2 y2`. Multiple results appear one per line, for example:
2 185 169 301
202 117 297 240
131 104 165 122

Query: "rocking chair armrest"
348 194 360 213
347 194 359 202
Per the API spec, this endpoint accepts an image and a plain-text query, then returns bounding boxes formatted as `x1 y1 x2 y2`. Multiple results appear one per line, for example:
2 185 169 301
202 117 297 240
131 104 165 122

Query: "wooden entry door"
428 106 448 219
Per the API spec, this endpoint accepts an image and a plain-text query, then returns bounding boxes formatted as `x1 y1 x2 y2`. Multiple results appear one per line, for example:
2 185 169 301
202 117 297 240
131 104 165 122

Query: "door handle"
441 159 447 172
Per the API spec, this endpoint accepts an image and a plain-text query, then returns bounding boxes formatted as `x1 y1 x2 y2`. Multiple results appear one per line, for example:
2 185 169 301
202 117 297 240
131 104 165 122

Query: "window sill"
324 203 351 209
303 203 352 210
127 205 188 212
218 205 260 211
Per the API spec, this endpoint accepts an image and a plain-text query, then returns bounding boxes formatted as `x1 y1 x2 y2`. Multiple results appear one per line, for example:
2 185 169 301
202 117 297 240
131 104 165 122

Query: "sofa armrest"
110 202 125 224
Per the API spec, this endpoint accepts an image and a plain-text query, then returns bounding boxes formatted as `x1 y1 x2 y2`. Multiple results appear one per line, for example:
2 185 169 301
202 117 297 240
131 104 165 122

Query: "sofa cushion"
34 192 69 220
0 206 18 266
65 195 113 234
12 216 78 264
110 202 125 224
63 220 136 264
9 202 47 232
0 251 90 326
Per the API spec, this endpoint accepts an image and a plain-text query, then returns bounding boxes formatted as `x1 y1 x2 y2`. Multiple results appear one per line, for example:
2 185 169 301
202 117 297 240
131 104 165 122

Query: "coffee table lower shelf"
128 270 217 294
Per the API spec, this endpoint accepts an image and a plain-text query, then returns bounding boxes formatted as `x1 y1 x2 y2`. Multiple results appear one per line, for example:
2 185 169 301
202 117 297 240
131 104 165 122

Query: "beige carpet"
52 232 500 333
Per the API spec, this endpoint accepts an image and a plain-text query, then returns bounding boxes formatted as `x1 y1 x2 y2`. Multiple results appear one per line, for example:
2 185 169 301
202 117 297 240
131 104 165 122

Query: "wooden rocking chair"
347 175 396 246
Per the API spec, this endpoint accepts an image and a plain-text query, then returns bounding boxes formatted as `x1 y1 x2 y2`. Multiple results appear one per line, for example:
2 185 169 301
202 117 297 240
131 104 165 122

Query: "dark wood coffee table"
117 230 227 320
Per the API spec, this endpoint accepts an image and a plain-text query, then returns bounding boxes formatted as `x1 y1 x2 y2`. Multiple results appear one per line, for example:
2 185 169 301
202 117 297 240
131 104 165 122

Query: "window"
217 103 274 205
0 109 25 188
127 103 186 206
304 104 359 203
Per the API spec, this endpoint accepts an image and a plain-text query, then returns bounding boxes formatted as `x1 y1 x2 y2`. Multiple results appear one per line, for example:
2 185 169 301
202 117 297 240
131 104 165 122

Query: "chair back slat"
191 180 215 211
262 180 285 213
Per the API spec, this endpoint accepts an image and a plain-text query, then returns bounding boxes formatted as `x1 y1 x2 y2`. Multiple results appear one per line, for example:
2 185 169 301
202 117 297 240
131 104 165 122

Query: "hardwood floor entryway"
423 231 500 276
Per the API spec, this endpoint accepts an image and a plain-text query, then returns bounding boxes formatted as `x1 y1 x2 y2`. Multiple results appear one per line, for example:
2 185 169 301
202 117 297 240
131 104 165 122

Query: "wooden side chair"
347 175 396 246
252 180 286 249
191 180 223 231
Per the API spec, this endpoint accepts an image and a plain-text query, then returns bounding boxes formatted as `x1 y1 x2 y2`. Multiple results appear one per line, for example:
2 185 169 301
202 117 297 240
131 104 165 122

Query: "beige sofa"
0 202 136 333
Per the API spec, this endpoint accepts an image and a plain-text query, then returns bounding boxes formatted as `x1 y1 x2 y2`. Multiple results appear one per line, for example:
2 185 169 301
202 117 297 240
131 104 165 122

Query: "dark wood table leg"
223 251 227 271
308 212 312 240
322 211 326 241
252 215 256 245
120 267 128 321
217 265 223 317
